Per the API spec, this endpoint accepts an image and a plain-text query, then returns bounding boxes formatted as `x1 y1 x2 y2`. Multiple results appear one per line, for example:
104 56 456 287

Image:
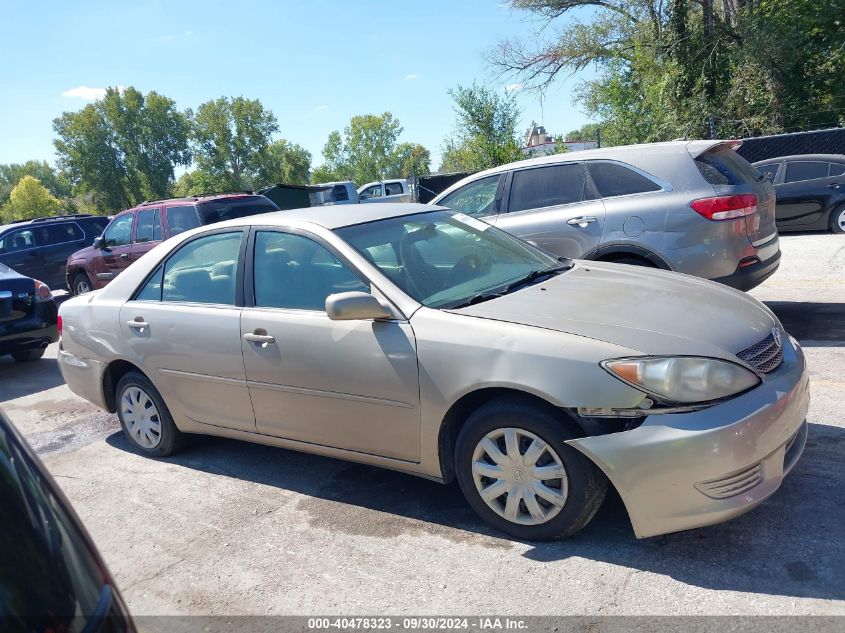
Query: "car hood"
448 261 776 360
69 245 96 262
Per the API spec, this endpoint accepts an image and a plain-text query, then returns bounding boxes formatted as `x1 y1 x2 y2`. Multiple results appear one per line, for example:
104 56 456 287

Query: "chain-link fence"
411 172 472 203
735 127 845 163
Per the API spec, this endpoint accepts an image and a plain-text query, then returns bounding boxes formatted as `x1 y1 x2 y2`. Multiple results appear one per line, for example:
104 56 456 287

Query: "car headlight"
601 357 760 404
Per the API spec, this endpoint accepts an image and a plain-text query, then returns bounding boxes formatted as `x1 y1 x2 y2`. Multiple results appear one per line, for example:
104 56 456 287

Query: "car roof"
129 192 268 210
0 214 106 234
213 203 446 231
753 154 845 165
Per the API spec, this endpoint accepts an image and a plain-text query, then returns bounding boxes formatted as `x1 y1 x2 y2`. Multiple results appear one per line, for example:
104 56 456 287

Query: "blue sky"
0 0 595 171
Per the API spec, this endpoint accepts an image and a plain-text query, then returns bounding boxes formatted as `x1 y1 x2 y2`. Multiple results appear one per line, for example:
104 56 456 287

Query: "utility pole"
707 115 718 140
596 127 602 148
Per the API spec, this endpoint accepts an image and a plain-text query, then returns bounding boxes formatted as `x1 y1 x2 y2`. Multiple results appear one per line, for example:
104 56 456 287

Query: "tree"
490 0 845 144
192 97 279 191
318 112 407 184
255 139 312 187
440 82 524 172
1 176 62 222
387 143 431 179
53 87 191 210
0 161 70 205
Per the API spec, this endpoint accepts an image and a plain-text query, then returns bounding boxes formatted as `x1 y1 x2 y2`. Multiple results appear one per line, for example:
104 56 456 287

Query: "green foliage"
255 140 312 187
440 83 524 172
493 0 845 144
53 87 191 211
1 176 62 222
316 113 411 184
192 97 279 191
389 143 431 178
0 161 70 205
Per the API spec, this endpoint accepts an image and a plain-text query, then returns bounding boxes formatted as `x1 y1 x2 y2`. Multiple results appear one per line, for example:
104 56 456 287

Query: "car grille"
695 463 763 499
737 330 783 374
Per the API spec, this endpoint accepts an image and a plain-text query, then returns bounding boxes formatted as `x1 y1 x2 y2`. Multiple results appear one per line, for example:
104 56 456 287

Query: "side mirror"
93 236 106 250
326 292 392 321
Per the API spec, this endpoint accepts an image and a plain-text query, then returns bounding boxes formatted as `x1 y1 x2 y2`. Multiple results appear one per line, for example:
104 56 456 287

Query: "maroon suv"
66 193 280 294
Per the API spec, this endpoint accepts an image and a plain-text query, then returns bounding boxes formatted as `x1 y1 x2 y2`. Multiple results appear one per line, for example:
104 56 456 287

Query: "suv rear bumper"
712 248 780 291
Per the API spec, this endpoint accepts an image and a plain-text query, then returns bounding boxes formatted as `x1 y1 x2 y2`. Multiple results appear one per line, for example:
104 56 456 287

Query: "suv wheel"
454 398 607 540
72 272 93 295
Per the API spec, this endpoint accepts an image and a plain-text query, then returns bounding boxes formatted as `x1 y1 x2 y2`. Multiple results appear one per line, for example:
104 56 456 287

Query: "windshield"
336 210 563 309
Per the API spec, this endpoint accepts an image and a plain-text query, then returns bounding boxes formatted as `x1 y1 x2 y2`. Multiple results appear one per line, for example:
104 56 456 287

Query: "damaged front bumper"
567 336 810 539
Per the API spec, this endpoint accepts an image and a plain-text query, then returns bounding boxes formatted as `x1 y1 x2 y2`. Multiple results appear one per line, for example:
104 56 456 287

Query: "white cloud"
505 82 524 92
315 105 329 111
61 85 124 100
404 73 420 81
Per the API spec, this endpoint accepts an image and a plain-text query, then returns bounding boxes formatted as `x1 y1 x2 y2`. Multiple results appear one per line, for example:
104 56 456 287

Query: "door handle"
243 330 276 346
120 253 129 259
828 183 840 189
566 216 598 227
127 318 149 331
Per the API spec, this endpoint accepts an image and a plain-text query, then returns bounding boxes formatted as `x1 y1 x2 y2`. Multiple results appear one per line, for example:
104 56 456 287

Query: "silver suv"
432 140 780 291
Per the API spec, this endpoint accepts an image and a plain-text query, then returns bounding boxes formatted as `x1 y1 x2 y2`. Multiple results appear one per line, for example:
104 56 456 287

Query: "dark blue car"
0 261 57 362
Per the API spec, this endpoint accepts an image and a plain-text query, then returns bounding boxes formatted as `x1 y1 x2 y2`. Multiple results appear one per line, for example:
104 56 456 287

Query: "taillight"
33 279 53 301
57 315 63 336
690 194 757 221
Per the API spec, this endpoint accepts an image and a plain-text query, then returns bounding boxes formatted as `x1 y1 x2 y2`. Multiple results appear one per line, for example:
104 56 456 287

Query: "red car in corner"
66 193 280 294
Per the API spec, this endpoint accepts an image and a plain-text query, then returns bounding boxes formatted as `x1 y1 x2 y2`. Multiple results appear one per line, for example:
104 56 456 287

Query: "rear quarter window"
695 148 760 185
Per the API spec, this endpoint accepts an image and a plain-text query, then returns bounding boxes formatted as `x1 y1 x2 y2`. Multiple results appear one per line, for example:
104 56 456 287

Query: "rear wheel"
831 206 845 234
72 272 93 295
12 348 46 362
455 398 607 540
115 371 184 456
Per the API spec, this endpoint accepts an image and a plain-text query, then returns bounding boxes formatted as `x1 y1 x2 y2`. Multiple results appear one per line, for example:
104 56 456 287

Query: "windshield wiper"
503 262 573 294
449 292 504 309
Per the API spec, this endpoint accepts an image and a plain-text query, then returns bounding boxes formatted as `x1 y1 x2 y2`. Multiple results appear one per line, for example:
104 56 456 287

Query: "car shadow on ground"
765 302 845 345
107 418 844 601
0 355 65 402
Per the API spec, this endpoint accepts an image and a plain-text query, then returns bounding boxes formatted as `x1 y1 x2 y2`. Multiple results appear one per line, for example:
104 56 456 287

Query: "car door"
240 228 421 462
120 229 255 432
93 213 135 285
495 162 606 259
775 160 836 229
31 222 89 289
130 207 163 262
0 228 39 279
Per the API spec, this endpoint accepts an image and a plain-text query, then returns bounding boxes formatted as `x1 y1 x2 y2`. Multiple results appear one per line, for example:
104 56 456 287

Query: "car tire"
72 272 93 295
454 397 607 540
831 205 845 234
11 348 46 362
115 371 185 457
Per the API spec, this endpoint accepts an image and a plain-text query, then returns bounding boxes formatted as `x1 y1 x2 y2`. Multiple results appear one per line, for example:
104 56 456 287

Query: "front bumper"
568 336 810 538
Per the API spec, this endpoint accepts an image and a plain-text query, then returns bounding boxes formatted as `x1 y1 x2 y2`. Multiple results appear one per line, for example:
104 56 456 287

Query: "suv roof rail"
138 197 197 207
5 214 96 225
189 190 255 198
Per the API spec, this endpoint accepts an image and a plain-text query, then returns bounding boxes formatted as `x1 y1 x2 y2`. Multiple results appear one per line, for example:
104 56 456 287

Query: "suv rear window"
695 147 760 186
588 162 661 197
197 196 280 224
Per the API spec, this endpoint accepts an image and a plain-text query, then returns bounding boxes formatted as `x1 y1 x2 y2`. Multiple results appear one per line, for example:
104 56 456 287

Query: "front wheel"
831 205 845 234
115 372 184 456
454 398 607 540
72 272 93 295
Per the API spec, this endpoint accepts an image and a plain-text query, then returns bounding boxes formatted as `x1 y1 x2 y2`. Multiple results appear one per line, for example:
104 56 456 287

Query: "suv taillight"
690 194 757 221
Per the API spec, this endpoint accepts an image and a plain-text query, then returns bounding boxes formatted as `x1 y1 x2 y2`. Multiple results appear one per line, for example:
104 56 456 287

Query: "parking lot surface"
2 233 844 616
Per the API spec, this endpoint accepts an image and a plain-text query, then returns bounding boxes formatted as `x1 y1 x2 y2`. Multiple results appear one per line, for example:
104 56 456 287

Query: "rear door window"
438 174 503 217
385 182 404 196
508 163 593 213
588 162 661 197
784 161 831 183
165 206 201 236
38 223 84 246
162 232 242 305
829 163 845 177
695 147 760 185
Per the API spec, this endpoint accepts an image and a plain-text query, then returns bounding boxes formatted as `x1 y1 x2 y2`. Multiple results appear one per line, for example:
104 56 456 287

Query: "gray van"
432 140 779 290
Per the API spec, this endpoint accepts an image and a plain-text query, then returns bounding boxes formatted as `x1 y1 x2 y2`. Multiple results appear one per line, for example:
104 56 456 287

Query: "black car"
0 262 57 362
0 214 110 291
0 409 135 632
753 154 845 233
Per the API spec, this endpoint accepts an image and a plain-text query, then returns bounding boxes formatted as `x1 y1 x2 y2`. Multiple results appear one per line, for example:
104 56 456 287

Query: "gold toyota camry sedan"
58 203 809 540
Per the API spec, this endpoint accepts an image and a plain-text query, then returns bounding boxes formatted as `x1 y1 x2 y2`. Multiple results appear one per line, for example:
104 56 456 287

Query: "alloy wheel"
121 386 162 449
76 277 92 294
471 427 569 526
837 208 845 232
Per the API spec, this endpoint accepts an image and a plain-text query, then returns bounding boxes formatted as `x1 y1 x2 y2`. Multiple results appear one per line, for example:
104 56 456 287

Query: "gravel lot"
2 233 844 617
